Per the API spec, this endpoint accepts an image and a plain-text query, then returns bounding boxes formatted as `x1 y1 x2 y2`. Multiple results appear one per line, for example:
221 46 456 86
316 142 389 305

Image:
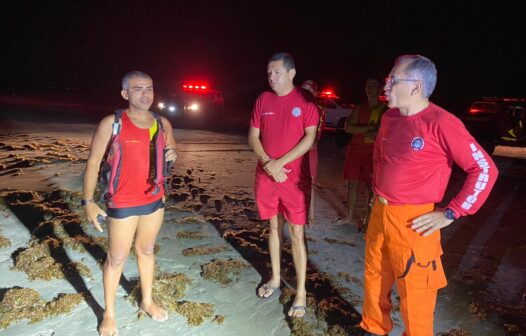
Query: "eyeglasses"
385 77 419 87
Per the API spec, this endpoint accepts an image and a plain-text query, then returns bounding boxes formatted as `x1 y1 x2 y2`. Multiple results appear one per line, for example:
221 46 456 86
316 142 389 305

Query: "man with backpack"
82 71 177 336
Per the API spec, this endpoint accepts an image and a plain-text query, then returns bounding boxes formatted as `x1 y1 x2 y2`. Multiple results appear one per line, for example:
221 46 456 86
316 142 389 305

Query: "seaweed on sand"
174 301 215 326
176 231 207 239
128 273 217 326
201 258 249 285
128 272 192 311
182 245 229 256
437 328 472 336
12 238 93 280
0 288 83 330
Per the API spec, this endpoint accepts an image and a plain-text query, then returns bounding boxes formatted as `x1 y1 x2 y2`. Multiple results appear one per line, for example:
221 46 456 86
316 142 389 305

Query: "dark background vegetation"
2 1 525 115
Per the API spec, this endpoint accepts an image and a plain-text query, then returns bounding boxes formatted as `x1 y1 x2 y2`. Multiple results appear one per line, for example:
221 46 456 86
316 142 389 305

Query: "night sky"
2 1 526 113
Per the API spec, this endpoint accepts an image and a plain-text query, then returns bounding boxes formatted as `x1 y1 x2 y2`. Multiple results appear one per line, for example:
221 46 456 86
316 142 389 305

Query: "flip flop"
288 305 306 318
256 283 280 299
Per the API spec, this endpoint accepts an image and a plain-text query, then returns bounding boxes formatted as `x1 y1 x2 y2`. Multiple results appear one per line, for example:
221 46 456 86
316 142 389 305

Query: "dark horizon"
2 1 526 113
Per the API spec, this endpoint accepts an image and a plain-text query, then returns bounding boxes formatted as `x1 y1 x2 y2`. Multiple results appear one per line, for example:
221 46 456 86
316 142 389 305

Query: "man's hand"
411 210 454 237
84 202 107 233
263 159 291 183
164 147 177 162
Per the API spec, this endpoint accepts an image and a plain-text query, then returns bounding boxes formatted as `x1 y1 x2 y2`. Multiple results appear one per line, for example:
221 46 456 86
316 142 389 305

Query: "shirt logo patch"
411 137 425 151
292 107 302 117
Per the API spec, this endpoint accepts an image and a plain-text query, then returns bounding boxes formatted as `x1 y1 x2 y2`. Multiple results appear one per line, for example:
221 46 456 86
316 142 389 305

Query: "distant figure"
248 53 319 318
360 55 498 336
83 71 177 336
300 79 325 225
339 77 387 230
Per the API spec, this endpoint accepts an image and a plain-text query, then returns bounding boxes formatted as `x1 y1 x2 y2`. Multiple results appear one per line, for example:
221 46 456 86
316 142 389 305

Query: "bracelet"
80 199 94 206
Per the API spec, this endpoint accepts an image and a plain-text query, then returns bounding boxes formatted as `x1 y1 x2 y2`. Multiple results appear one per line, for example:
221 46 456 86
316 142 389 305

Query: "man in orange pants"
360 55 499 336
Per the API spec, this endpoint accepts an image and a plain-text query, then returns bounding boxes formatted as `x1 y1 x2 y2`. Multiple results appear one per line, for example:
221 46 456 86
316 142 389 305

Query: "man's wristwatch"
444 208 457 221
80 199 94 206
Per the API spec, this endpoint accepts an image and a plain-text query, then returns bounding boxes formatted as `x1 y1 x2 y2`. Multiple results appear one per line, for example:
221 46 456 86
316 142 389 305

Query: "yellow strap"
149 119 158 140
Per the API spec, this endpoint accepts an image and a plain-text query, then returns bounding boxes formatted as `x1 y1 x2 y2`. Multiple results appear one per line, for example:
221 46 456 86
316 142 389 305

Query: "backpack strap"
112 109 124 136
152 111 164 132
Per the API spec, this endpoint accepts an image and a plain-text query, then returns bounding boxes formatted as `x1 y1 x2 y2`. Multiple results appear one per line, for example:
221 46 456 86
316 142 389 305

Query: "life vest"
99 109 170 206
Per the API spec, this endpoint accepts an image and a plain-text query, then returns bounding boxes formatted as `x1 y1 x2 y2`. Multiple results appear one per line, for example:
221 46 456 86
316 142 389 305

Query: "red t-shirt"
112 112 164 208
349 101 387 147
250 88 320 182
373 103 498 218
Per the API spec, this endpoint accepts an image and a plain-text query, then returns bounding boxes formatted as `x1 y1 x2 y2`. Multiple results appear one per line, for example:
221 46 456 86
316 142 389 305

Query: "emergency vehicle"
315 90 354 130
155 82 224 121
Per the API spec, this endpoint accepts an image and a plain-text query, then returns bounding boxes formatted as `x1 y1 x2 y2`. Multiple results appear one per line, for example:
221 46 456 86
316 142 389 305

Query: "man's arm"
412 115 499 236
264 126 317 179
162 117 178 162
248 126 271 164
83 115 114 232
344 106 375 135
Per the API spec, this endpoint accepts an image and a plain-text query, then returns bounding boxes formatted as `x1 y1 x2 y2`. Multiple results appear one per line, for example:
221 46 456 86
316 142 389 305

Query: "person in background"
248 53 319 318
300 79 325 225
360 55 498 336
83 71 177 336
339 77 387 231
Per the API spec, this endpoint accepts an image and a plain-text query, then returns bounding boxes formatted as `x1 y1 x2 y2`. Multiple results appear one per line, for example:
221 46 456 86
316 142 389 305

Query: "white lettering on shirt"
461 143 491 211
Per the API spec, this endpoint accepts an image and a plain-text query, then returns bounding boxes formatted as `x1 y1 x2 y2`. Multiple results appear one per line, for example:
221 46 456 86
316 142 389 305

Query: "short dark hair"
121 71 152 90
268 52 296 71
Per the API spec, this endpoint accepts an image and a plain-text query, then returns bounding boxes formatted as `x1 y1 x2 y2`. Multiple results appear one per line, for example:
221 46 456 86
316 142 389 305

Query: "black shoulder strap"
112 109 124 136
152 111 165 132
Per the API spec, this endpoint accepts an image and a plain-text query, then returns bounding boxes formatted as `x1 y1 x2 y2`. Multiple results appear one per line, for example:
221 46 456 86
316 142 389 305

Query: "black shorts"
106 198 164 219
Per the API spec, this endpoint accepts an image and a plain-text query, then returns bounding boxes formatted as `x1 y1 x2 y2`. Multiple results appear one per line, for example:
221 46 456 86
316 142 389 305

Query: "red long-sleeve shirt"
373 103 498 218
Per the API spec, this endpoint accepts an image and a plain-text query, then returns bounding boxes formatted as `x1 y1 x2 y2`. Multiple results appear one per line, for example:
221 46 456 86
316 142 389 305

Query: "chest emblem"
411 136 425 151
292 107 302 117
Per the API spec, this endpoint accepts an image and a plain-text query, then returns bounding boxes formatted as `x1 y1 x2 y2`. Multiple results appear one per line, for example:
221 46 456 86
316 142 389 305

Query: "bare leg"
257 214 284 297
99 216 139 336
287 222 307 318
337 180 358 224
135 207 168 321
309 185 315 226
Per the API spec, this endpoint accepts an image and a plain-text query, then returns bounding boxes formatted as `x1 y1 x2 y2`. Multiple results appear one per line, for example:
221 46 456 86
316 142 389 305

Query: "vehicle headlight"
157 102 165 109
188 103 199 111
168 105 176 112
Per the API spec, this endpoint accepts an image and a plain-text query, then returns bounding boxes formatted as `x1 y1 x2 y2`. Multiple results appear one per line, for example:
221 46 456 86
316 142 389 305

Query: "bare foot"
287 293 307 318
98 316 118 336
140 302 168 322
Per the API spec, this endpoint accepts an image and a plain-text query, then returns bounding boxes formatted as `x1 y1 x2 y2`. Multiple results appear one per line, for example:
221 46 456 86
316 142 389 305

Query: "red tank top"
111 112 163 208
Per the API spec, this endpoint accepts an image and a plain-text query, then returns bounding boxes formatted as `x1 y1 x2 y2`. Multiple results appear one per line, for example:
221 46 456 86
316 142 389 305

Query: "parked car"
315 90 354 131
155 82 224 123
459 97 526 154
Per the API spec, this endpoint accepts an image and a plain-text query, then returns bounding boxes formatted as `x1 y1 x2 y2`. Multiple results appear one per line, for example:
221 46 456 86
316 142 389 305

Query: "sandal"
257 283 280 299
287 305 306 318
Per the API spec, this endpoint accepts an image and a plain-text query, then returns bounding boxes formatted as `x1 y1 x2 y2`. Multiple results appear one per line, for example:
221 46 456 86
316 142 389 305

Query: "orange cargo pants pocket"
393 244 447 290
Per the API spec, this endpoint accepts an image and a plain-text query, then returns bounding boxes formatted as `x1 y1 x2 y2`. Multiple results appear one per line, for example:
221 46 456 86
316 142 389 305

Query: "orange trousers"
360 199 447 336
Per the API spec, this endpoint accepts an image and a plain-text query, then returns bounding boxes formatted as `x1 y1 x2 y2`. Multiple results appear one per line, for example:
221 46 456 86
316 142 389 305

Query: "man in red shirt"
360 55 498 336
83 71 177 336
340 77 387 230
249 53 319 318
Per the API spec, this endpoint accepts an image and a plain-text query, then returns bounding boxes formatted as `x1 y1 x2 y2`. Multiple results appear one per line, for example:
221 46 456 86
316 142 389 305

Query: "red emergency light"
182 83 209 91
318 90 340 99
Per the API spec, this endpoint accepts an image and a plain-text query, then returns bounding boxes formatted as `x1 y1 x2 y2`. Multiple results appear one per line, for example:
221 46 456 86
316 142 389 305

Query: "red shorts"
309 146 318 181
343 144 373 183
254 174 311 225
